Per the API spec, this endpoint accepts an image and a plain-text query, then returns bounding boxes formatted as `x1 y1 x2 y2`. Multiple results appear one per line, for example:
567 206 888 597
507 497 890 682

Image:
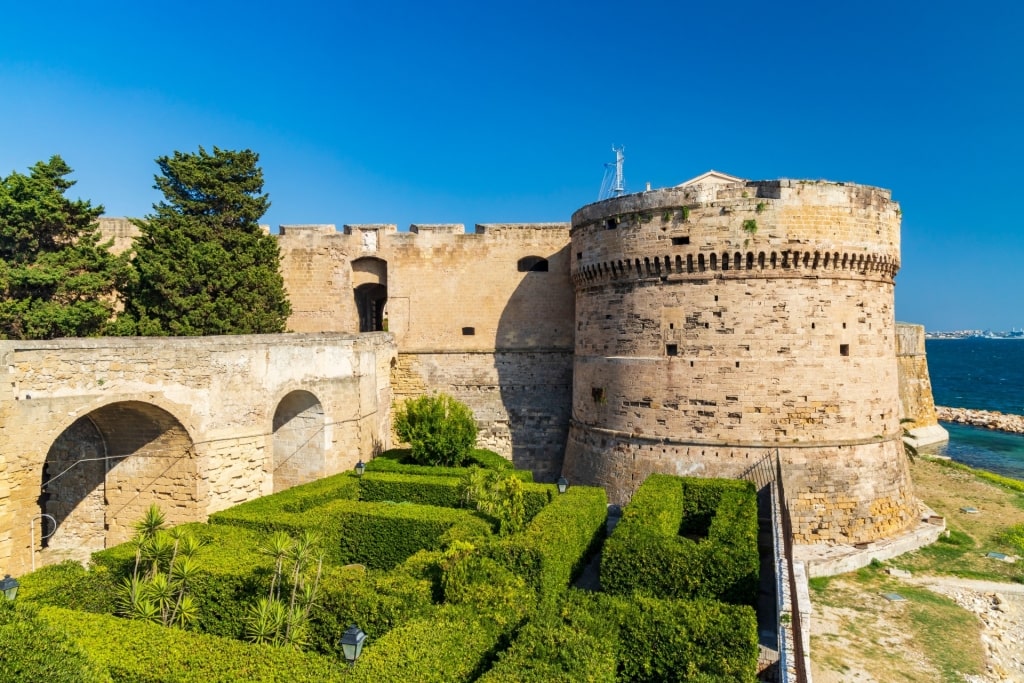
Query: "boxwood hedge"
210 497 494 569
366 448 527 479
358 471 552 525
38 607 344 682
601 475 759 605
485 485 607 603
345 604 512 683
0 601 110 683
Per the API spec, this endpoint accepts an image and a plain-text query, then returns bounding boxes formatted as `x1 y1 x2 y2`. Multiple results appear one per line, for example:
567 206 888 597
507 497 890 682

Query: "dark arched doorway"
41 401 196 561
272 391 326 492
352 257 388 332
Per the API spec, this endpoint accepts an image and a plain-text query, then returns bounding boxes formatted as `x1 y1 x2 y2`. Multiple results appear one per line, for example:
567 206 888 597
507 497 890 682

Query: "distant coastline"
926 330 1024 340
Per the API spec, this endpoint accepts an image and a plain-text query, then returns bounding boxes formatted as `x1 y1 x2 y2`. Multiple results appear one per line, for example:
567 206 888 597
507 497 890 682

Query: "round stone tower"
562 176 916 544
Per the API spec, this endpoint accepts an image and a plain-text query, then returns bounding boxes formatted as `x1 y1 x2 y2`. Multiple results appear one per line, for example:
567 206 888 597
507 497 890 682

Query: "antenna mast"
598 145 626 200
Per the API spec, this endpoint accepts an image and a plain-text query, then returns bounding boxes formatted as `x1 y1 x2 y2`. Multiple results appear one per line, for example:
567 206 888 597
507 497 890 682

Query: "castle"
0 171 940 572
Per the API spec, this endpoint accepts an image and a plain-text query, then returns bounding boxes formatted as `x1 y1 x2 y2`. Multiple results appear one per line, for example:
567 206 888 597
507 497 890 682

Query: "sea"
922 337 1024 480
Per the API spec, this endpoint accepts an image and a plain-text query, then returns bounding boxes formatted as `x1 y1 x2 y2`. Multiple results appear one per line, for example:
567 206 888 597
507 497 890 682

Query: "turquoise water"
923 338 1024 480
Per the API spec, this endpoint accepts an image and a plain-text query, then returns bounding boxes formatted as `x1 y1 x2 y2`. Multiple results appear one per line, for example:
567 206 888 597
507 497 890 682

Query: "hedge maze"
11 456 761 682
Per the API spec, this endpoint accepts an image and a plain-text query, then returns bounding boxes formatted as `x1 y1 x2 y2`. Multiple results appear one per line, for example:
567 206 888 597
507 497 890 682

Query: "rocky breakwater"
937 407 1024 435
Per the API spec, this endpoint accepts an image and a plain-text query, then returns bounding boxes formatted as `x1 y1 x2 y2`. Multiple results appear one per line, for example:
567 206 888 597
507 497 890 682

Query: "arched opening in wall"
517 256 549 272
272 391 326 493
352 257 388 332
40 401 196 560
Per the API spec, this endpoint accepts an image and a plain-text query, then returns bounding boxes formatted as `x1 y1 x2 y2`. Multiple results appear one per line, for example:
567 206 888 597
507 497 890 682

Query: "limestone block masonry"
562 180 916 544
0 333 395 573
896 322 949 447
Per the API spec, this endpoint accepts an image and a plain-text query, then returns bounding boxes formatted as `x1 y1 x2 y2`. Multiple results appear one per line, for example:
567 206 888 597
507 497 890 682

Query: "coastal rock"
936 406 1024 436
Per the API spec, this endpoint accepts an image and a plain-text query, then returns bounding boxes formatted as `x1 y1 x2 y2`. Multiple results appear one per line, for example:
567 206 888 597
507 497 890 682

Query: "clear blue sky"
2 1 1021 331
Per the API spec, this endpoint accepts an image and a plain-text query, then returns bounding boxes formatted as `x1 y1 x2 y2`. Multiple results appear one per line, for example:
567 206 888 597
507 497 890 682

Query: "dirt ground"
809 457 1024 683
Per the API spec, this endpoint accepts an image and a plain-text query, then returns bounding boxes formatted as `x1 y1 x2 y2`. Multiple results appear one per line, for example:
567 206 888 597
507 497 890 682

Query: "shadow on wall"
493 245 574 481
40 401 196 556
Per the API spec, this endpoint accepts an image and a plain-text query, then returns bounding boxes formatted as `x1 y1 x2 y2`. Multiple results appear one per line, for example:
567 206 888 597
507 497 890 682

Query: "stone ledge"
793 503 945 578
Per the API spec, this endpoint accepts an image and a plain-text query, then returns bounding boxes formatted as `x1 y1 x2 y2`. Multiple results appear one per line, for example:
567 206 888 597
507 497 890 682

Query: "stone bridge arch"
272 390 326 492
40 400 197 563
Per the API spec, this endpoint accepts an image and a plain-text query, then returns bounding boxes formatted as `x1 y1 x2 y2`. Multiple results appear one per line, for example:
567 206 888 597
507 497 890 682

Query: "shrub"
610 594 758 682
309 565 433 657
14 559 119 614
477 592 617 682
365 451 531 480
461 468 527 536
394 393 478 466
486 485 607 604
345 604 510 683
38 607 343 682
601 475 759 605
0 601 109 682
211 497 495 570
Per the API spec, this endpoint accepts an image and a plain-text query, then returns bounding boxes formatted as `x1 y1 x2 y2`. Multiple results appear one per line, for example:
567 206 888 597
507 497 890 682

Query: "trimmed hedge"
90 523 272 638
358 471 552 524
15 559 120 614
612 594 758 682
486 485 607 603
211 497 494 569
0 601 110 682
477 593 618 682
345 604 511 683
38 607 343 682
601 475 759 605
309 564 434 656
366 449 529 480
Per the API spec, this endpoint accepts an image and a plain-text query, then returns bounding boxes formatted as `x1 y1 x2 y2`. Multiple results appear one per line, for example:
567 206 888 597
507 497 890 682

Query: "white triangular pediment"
675 170 746 188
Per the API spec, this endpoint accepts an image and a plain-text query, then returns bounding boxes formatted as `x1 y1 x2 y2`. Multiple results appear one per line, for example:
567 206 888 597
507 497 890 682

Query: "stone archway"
272 391 326 492
41 401 197 561
352 257 387 332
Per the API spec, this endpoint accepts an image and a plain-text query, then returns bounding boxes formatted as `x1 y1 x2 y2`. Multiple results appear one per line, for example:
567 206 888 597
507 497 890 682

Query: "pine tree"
121 146 291 335
0 156 128 339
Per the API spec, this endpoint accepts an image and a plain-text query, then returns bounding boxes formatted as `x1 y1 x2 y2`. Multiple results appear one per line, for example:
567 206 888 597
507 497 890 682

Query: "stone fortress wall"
0 333 394 573
563 179 914 543
86 172 945 547
896 322 949 446
275 222 575 480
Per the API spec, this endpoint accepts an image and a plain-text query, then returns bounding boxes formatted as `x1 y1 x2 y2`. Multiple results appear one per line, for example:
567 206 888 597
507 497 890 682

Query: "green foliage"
601 475 759 605
460 467 527 535
14 560 119 614
929 456 1024 493
38 606 342 682
610 594 759 682
211 496 494 570
0 156 129 339
118 146 290 335
345 605 510 683
309 564 433 657
0 601 110 682
117 506 206 629
394 393 478 466
742 218 758 235
999 524 1024 555
245 530 324 647
477 592 618 682
366 448 524 478
486 485 607 604
755 201 766 214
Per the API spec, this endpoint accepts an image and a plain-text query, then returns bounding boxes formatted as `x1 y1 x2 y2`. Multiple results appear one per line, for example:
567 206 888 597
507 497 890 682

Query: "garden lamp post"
557 476 569 494
341 624 366 666
1 574 19 601
354 460 366 477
